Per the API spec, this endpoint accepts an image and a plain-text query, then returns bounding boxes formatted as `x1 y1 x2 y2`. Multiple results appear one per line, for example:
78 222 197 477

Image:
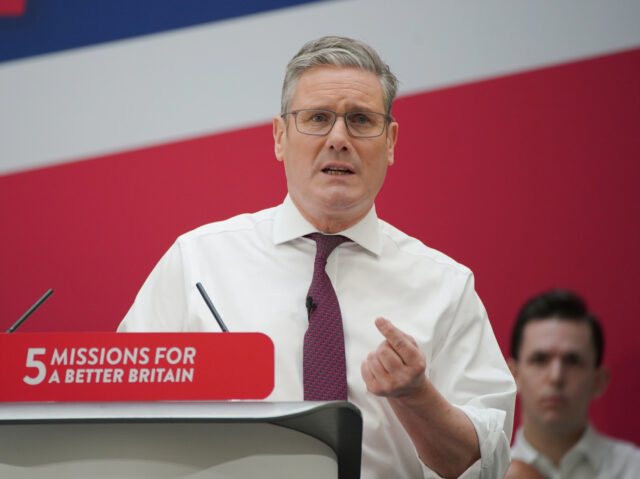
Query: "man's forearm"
387 379 480 479
361 318 482 477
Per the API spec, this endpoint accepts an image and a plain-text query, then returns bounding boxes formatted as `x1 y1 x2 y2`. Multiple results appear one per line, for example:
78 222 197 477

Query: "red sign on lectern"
0 332 274 402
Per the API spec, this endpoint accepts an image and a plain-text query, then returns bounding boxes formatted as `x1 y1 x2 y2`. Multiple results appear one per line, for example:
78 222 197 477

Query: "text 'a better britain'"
23 346 196 386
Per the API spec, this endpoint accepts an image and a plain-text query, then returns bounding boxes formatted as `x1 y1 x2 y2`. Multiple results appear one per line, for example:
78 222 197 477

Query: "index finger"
375 317 420 364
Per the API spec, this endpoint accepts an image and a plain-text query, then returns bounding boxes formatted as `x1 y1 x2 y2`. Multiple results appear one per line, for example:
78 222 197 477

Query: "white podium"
0 401 362 478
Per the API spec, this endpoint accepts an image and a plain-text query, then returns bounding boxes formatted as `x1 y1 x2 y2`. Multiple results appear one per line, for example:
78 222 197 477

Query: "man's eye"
311 113 329 122
529 353 549 365
349 113 372 125
563 355 583 366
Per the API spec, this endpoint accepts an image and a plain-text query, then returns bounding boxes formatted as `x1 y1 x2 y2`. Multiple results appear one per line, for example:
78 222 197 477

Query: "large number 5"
24 348 46 385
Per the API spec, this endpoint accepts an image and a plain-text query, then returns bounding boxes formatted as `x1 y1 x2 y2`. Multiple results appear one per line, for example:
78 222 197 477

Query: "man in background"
506 289 640 478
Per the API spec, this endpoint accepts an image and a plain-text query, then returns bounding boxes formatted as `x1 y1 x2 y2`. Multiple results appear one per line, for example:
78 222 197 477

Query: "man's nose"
326 117 351 152
548 358 565 385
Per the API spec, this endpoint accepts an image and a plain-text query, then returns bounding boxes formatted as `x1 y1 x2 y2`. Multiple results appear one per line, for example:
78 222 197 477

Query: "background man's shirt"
511 426 640 479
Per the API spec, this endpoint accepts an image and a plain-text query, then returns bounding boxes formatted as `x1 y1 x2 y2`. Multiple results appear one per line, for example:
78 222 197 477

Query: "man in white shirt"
119 36 515 478
506 289 640 479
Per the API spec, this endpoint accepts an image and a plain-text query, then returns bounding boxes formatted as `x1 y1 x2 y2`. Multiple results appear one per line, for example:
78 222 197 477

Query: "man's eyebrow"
561 351 586 361
526 350 550 359
525 349 587 360
344 102 382 112
305 104 380 112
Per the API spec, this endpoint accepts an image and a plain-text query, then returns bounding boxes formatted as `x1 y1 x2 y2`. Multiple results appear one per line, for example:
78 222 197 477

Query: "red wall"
1 48 639 443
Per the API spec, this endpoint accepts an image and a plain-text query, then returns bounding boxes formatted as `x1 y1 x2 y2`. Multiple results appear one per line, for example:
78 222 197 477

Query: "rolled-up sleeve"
421 273 516 478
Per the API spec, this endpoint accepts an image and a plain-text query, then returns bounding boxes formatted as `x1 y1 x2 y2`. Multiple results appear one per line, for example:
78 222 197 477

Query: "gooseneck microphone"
196 282 229 332
6 289 54 333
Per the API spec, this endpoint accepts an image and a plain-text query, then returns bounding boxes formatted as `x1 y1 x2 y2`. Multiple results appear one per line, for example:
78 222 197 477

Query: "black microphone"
196 282 229 332
306 295 317 318
6 289 54 333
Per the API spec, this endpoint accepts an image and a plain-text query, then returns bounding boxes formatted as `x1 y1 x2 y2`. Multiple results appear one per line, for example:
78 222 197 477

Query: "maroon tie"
304 233 351 401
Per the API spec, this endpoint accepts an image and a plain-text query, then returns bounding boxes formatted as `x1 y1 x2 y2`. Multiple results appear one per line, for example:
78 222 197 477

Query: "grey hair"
281 36 398 116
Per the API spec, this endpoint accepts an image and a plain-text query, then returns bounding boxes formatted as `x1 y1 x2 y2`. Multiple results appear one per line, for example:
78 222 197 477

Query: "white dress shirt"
511 426 640 479
119 195 516 478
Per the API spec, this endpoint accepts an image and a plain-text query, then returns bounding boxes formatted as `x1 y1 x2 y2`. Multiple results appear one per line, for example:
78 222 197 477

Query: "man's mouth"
540 395 568 408
322 166 354 175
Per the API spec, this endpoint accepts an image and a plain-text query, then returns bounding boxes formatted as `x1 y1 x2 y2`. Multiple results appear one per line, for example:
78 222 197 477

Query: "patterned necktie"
304 233 351 401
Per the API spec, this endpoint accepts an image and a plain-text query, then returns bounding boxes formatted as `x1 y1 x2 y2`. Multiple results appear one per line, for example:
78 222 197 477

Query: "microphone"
306 295 317 318
196 282 229 332
6 289 54 333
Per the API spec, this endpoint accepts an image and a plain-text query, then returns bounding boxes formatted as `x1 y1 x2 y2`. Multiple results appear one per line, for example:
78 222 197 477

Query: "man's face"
273 65 398 232
510 319 608 435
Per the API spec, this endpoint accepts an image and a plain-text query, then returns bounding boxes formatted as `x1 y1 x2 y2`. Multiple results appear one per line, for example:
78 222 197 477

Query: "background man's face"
510 319 607 434
273 65 398 229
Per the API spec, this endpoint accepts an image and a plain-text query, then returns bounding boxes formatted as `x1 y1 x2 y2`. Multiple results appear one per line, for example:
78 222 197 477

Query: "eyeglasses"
281 109 392 138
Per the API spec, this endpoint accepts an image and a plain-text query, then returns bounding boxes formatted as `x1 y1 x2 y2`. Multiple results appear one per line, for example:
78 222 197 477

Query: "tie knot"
306 233 350 263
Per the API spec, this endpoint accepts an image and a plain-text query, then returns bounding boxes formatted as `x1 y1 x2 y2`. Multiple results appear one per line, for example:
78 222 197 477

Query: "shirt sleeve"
422 272 516 478
117 239 190 332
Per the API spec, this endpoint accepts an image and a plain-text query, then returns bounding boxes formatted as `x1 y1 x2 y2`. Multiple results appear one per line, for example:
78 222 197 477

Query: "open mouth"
322 166 354 175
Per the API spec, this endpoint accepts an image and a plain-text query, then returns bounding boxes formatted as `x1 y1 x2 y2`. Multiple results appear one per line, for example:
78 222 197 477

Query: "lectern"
0 401 362 478
0 333 362 478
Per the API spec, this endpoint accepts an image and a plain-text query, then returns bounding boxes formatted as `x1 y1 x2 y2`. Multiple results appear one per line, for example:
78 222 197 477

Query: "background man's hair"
510 288 605 366
281 36 398 116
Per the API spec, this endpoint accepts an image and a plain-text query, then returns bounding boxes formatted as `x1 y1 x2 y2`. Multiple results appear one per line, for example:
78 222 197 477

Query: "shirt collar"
512 428 560 476
512 427 541 464
513 425 603 472
571 424 605 470
273 194 382 256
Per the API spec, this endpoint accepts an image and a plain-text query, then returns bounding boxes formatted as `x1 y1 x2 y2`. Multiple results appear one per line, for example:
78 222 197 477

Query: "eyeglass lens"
295 110 386 137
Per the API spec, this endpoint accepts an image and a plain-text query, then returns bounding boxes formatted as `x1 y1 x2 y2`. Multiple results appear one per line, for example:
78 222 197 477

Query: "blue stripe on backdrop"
0 0 324 62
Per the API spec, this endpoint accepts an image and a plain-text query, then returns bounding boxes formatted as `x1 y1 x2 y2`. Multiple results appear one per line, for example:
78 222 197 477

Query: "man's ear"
273 116 286 162
386 121 398 166
592 366 610 399
507 358 519 385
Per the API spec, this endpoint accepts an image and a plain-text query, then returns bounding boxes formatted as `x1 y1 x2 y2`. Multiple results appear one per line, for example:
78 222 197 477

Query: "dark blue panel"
0 0 325 63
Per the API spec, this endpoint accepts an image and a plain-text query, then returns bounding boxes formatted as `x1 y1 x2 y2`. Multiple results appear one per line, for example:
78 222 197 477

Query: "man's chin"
318 196 373 220
539 412 581 431
289 191 371 231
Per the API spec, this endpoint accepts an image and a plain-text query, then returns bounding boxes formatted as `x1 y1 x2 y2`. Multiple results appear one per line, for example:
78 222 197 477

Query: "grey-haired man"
120 36 515 478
